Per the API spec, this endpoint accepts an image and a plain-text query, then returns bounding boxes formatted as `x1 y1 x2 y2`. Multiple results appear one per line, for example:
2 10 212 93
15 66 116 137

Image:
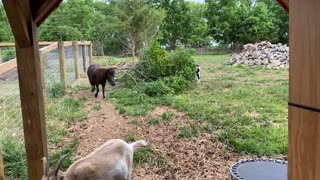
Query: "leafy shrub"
1 136 28 179
139 40 168 80
163 76 190 93
144 80 173 97
2 47 16 62
47 82 65 99
139 40 196 81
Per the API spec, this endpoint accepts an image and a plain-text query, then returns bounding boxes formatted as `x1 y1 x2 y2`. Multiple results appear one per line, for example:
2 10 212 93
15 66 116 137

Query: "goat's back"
64 139 139 180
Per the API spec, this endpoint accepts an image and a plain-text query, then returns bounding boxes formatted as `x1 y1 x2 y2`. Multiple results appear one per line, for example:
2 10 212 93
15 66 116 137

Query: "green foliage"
126 134 136 142
148 117 161 125
92 103 102 111
140 41 196 81
1 48 16 62
178 124 200 139
1 136 28 180
47 97 88 122
47 82 65 99
144 80 173 97
133 147 153 166
161 112 174 121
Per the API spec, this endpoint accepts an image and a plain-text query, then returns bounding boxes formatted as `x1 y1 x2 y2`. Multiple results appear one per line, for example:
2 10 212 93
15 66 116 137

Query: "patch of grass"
47 97 88 122
1 135 28 180
47 82 65 99
126 134 136 142
148 117 161 125
48 136 80 171
133 147 153 166
178 124 200 139
129 119 140 125
153 156 167 168
161 112 174 121
72 84 90 91
92 103 102 111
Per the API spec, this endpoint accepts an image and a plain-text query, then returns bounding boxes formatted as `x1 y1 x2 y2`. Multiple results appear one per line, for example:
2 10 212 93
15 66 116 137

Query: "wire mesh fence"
0 42 91 140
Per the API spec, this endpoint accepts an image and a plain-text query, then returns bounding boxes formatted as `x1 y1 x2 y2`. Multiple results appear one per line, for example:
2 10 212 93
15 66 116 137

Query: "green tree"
0 4 13 42
157 0 192 50
109 0 165 58
186 2 212 48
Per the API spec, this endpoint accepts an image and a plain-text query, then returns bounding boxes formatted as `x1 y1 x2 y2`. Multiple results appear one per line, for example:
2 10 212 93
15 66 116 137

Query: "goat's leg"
102 83 106 99
91 85 95 93
95 85 99 98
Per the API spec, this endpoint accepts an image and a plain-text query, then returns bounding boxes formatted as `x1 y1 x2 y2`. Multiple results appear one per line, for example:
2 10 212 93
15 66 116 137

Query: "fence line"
0 40 92 148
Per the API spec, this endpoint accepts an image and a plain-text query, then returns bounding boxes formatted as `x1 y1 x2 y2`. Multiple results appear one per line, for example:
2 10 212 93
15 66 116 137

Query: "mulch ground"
64 87 253 180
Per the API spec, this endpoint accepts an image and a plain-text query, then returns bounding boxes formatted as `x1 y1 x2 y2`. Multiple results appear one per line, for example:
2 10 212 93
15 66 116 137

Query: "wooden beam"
89 43 93 65
0 58 17 75
72 41 80 79
82 45 87 72
33 0 63 26
2 0 31 48
0 144 4 180
0 42 56 47
0 48 2 64
15 21 48 180
39 42 58 54
289 0 320 179
276 0 289 13
58 41 66 87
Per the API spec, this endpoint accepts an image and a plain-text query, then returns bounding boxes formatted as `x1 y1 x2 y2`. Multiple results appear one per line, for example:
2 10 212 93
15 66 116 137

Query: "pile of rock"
227 41 289 69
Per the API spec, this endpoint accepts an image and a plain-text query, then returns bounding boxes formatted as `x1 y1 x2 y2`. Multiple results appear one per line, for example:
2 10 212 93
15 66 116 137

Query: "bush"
1 136 28 179
163 76 190 93
47 82 65 99
1 47 16 62
144 80 173 97
139 40 196 81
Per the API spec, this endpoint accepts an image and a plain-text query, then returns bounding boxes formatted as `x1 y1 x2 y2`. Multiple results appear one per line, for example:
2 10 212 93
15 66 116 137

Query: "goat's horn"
42 156 48 177
53 154 68 176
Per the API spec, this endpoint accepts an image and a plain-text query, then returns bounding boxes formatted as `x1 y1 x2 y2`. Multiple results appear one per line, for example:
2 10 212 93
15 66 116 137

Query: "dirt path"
67 88 251 180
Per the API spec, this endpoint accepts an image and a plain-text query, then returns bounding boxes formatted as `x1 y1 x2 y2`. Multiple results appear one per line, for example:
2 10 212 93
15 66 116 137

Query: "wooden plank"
2 0 30 48
14 21 48 180
78 41 91 45
89 43 93 65
289 0 320 108
39 42 58 54
58 41 66 86
0 58 17 75
0 48 2 63
0 144 4 180
82 45 87 72
276 0 289 13
72 41 80 79
33 0 63 26
289 0 320 179
0 42 55 47
64 41 73 47
288 106 320 180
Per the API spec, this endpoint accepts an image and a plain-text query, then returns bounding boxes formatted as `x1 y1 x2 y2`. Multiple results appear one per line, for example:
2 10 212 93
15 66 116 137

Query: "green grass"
133 147 153 166
92 103 102 111
148 117 161 125
105 55 288 156
178 124 200 139
161 112 174 121
126 133 136 142
47 96 88 122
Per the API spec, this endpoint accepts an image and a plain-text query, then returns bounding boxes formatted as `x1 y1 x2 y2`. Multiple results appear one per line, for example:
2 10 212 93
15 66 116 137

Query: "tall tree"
0 4 13 42
158 0 192 50
109 0 165 58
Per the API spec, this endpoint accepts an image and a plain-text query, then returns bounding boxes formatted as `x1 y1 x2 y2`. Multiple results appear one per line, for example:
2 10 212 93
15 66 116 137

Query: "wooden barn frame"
0 0 318 179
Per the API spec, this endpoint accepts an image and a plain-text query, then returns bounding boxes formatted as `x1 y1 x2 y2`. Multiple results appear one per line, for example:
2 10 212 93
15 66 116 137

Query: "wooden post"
89 43 93 65
0 48 2 64
72 41 80 79
39 52 47 106
289 0 320 179
58 41 66 86
82 44 86 72
0 144 4 180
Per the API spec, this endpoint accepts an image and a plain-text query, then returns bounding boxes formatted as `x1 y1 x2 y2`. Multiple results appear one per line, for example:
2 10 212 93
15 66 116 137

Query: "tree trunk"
131 33 137 63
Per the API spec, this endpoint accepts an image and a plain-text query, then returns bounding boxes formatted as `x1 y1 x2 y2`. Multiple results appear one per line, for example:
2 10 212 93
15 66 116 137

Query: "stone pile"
227 41 289 69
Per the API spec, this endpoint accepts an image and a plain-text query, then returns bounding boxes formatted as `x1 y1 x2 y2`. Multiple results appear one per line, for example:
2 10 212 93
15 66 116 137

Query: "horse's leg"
95 84 99 98
102 83 106 99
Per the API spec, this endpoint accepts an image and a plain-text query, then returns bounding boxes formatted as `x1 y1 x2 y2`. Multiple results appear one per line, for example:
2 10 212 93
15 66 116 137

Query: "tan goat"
42 139 148 180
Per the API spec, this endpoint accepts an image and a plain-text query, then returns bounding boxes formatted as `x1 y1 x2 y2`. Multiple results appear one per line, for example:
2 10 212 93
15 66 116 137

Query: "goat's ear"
53 155 68 177
42 156 48 177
